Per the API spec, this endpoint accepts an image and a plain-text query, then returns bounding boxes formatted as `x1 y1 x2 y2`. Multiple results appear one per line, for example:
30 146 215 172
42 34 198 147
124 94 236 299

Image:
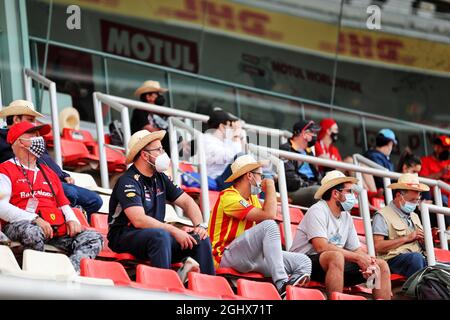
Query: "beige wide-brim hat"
0 100 44 118
388 173 430 192
314 170 359 200
134 80 168 97
126 129 166 164
225 154 263 183
59 107 80 133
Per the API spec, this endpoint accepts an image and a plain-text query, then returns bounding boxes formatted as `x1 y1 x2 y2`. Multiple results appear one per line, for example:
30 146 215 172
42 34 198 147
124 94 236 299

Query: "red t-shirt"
0 159 69 211
315 140 342 162
420 155 450 197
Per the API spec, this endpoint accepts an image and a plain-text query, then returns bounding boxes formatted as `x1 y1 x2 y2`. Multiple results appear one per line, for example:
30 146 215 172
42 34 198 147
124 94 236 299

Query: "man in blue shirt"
108 129 215 279
364 129 397 190
280 119 321 207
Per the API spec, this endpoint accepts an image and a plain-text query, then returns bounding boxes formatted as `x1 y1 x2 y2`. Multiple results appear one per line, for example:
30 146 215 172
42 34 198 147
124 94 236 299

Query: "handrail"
29 37 450 136
248 144 293 249
419 203 450 265
169 117 210 223
23 68 62 167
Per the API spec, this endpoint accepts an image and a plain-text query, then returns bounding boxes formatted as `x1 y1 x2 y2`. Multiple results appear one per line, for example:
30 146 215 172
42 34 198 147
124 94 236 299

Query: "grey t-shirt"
290 200 360 255
372 201 416 237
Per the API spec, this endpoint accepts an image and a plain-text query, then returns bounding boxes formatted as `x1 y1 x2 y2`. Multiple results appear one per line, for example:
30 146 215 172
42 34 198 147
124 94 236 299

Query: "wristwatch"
195 222 208 229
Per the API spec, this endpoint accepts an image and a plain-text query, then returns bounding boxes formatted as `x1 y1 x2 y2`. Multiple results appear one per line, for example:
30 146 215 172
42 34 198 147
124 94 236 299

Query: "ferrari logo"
50 213 56 221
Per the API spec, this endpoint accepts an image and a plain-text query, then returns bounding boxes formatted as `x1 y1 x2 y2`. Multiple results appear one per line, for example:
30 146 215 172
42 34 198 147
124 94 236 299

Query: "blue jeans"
108 226 215 275
388 252 427 278
62 183 103 218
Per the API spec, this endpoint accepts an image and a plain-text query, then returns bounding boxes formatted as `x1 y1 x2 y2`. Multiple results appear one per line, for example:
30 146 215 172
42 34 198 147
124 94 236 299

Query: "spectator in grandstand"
203 108 245 190
397 148 422 174
0 122 103 272
0 100 102 220
108 129 215 281
364 129 397 190
280 119 321 207
419 135 450 228
290 170 392 300
315 118 342 173
372 173 429 277
209 154 312 297
131 80 173 156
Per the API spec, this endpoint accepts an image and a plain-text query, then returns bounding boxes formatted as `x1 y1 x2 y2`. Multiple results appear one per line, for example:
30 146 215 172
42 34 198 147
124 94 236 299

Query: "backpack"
109 120 124 146
402 264 450 300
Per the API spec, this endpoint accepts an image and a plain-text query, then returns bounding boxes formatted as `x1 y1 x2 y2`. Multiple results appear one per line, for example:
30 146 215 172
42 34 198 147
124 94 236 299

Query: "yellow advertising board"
54 0 450 76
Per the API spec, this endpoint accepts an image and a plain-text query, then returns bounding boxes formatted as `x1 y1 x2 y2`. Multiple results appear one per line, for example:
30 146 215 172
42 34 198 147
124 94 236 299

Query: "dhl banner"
53 0 450 76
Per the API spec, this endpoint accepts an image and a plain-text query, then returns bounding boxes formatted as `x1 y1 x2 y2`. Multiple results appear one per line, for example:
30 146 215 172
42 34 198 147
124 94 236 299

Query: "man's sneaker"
177 257 200 284
278 274 310 298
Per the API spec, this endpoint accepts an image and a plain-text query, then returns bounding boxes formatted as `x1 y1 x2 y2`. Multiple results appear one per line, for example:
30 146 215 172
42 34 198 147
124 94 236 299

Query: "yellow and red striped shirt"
208 186 261 268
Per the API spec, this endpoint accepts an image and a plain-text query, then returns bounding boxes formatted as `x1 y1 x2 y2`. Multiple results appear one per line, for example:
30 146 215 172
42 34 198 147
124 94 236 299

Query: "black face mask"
438 150 449 161
155 95 166 106
331 132 339 143
307 136 317 148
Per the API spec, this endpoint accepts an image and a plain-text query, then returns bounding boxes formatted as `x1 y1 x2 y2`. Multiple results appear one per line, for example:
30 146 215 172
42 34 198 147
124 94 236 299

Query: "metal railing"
168 117 210 222
420 203 450 265
23 68 62 167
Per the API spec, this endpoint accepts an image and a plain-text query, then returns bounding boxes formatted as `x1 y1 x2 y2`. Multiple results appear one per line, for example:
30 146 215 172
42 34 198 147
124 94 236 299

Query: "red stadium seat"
60 138 98 167
73 208 90 229
188 272 240 299
80 259 131 286
352 217 366 236
286 286 326 300
237 279 281 300
330 292 367 300
136 264 187 294
91 213 108 235
371 197 386 210
216 267 266 280
275 205 304 224
278 222 299 248
178 161 196 173
435 248 450 263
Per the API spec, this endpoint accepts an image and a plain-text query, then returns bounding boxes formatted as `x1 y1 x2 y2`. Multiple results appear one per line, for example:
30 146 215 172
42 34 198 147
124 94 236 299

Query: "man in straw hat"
372 173 430 277
290 170 392 299
108 130 215 282
0 100 103 219
209 154 312 298
130 80 172 156
0 122 103 272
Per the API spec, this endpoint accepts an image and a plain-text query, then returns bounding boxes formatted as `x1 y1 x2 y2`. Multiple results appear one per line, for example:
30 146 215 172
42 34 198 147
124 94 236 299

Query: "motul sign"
101 20 199 72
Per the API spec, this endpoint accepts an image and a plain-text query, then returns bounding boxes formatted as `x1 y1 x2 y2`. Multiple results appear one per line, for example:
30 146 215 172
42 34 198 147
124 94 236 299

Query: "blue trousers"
388 252 427 278
62 183 103 218
108 226 215 275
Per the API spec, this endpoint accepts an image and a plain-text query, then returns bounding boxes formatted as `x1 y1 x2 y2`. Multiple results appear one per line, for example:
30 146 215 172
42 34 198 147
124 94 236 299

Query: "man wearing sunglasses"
372 173 429 277
280 119 322 207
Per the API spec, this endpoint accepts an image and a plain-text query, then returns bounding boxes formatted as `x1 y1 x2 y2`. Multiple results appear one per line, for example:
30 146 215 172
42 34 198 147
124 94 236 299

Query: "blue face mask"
339 193 356 212
250 175 262 195
400 195 418 214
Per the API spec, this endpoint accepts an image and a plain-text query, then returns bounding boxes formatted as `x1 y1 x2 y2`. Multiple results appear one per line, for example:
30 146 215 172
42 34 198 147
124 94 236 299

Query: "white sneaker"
177 257 200 284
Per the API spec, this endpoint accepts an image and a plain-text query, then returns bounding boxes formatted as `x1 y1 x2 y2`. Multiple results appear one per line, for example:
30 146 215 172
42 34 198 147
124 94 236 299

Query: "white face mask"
224 127 233 140
146 152 171 172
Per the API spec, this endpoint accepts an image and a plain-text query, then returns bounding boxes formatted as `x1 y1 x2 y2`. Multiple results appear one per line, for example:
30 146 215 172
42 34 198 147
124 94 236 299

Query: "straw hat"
59 107 80 133
126 129 166 164
224 154 263 183
134 80 168 97
388 173 429 192
0 100 44 118
314 170 358 200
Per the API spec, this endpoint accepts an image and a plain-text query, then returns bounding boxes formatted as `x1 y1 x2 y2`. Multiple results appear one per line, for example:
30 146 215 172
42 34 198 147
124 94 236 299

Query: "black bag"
109 120 124 146
402 264 450 300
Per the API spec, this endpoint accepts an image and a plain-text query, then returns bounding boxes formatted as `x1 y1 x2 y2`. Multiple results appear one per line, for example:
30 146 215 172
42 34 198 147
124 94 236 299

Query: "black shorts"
309 253 366 287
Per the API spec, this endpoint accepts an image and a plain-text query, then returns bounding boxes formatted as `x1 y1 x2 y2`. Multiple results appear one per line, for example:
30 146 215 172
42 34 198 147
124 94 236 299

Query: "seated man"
0 122 103 272
280 119 321 208
108 130 215 281
372 173 428 278
290 170 391 300
0 100 102 220
209 154 312 297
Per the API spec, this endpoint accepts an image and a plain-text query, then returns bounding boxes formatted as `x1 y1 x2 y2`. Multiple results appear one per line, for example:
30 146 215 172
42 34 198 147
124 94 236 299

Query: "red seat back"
188 272 234 297
330 292 367 300
91 213 108 235
278 222 299 248
352 217 365 236
136 265 185 291
237 279 281 300
179 162 196 173
276 205 304 224
286 286 326 300
80 259 131 285
62 128 95 143
73 208 90 228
